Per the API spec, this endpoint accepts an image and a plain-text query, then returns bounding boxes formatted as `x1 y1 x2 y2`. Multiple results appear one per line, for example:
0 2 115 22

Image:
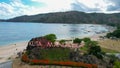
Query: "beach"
0 35 103 63
0 23 112 64
0 41 28 63
0 31 110 63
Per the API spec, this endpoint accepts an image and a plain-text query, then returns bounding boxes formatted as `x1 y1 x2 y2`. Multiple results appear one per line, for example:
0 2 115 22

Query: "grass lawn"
36 47 71 61
101 47 119 53
28 47 71 61
98 39 120 53
80 39 120 53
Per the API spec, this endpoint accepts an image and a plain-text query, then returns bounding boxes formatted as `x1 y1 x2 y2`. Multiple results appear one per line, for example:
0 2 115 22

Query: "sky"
0 0 120 19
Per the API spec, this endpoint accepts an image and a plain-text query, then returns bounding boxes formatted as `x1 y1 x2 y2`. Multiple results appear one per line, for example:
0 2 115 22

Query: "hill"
2 11 120 24
0 19 6 22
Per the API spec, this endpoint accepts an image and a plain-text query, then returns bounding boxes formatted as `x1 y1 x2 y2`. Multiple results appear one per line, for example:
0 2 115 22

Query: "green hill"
3 11 120 25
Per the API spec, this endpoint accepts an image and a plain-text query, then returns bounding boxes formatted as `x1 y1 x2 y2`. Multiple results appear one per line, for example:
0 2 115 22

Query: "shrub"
30 59 97 68
106 33 113 38
88 46 103 59
59 40 65 44
85 41 98 47
73 38 82 44
27 47 71 61
108 54 118 64
82 37 91 42
21 54 29 62
112 29 120 38
21 54 98 68
44 34 57 43
114 60 120 68
106 29 120 38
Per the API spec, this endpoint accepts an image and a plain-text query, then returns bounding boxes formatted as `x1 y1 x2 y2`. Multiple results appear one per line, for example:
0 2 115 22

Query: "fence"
0 60 12 68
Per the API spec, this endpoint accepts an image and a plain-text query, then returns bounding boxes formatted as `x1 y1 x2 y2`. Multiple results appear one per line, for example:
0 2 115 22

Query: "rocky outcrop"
26 36 114 68
69 51 113 68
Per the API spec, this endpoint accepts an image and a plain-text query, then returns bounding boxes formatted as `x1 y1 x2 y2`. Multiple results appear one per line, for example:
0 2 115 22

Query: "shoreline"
0 41 28 63
0 32 109 63
0 40 29 47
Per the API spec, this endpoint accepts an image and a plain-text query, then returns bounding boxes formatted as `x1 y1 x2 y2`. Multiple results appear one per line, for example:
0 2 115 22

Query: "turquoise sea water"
0 22 108 46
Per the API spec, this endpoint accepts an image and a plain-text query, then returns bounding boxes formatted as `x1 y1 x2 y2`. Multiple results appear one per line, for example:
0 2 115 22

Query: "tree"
106 32 113 38
73 38 82 44
88 46 103 59
117 26 120 29
59 40 65 44
85 41 98 47
106 29 120 38
112 29 120 38
82 37 91 42
44 34 57 43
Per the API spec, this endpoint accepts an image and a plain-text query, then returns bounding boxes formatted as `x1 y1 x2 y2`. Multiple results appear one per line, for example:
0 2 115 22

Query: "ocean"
0 22 109 46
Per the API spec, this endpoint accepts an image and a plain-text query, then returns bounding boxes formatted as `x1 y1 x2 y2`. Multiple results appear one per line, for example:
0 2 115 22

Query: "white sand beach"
0 32 108 63
0 41 28 63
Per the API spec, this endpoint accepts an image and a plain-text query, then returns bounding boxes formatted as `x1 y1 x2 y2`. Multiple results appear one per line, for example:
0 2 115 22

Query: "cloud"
26 0 120 13
71 0 115 13
31 0 73 12
0 0 73 19
71 0 100 12
0 0 30 19
0 0 45 19
0 0 120 19
106 0 120 11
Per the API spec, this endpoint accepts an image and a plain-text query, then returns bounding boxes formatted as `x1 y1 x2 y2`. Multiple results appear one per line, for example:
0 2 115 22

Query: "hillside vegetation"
1 11 120 25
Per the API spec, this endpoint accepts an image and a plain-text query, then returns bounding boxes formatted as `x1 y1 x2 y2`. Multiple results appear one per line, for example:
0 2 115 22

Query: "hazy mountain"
0 19 6 22
3 11 120 24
